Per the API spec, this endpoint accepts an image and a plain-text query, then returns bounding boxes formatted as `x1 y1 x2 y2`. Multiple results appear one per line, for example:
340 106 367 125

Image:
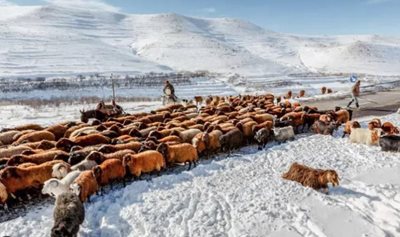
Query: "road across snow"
1 114 400 236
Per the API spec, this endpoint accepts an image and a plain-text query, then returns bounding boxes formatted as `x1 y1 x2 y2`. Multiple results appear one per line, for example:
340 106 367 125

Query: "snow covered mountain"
1 1 400 78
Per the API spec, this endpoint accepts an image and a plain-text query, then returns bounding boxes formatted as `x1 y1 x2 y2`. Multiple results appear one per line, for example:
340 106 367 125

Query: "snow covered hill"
1 1 400 78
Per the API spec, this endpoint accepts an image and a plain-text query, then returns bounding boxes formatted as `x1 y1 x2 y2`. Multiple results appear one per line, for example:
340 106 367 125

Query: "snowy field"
0 104 399 236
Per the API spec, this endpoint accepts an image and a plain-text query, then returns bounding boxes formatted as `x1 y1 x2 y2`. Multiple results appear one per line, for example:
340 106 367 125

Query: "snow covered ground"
0 106 399 236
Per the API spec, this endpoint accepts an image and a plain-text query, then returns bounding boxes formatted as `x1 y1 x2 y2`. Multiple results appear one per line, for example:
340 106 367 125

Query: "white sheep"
42 171 81 198
349 128 381 146
71 159 98 171
273 126 295 143
52 163 71 179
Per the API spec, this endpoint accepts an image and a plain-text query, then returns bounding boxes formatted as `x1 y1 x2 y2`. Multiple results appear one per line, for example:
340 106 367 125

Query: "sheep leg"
87 196 91 203
341 132 346 138
194 160 197 167
122 178 126 187
187 161 192 170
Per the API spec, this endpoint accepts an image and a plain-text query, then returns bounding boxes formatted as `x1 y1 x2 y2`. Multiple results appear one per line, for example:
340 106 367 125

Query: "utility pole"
111 73 116 101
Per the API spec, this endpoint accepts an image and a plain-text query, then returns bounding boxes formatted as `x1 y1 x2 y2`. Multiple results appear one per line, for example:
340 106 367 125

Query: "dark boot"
356 102 359 108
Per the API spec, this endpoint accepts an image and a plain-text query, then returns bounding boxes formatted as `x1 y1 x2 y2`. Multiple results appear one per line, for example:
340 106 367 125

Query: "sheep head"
85 151 104 164
56 138 76 152
37 140 56 150
98 144 117 154
321 170 340 187
6 155 24 166
156 143 169 159
42 179 59 196
92 166 102 183
52 163 70 179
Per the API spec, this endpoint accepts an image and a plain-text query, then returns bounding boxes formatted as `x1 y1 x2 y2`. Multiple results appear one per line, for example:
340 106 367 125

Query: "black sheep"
51 192 85 237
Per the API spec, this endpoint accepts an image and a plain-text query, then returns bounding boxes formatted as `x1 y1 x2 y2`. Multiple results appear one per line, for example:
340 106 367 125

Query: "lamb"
219 128 244 154
379 135 400 152
123 151 166 178
273 126 295 143
156 143 198 170
349 128 381 146
13 130 56 145
70 170 98 202
254 128 273 150
42 171 81 197
51 192 85 237
282 162 339 193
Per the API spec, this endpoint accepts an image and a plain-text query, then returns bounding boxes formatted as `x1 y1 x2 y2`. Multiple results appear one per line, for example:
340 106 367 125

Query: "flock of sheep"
0 93 399 236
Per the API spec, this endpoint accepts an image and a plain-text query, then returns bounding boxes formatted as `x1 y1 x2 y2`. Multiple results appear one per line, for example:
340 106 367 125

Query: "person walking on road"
347 80 361 108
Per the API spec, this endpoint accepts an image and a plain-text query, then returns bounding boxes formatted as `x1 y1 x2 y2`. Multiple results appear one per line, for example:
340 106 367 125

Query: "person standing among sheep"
347 80 361 108
163 80 178 102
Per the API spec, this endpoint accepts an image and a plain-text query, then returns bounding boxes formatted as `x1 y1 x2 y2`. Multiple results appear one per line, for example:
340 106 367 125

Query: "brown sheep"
158 135 182 144
321 86 327 94
192 132 209 157
98 141 142 154
368 118 382 130
236 121 258 143
331 109 350 125
56 134 110 152
0 130 20 145
70 170 98 203
46 124 69 140
123 151 166 178
0 160 69 203
92 159 126 190
13 130 56 145
327 88 333 94
381 122 400 135
6 150 69 166
0 145 33 159
86 150 136 164
156 143 198 170
282 162 339 193
279 112 305 133
21 140 56 150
